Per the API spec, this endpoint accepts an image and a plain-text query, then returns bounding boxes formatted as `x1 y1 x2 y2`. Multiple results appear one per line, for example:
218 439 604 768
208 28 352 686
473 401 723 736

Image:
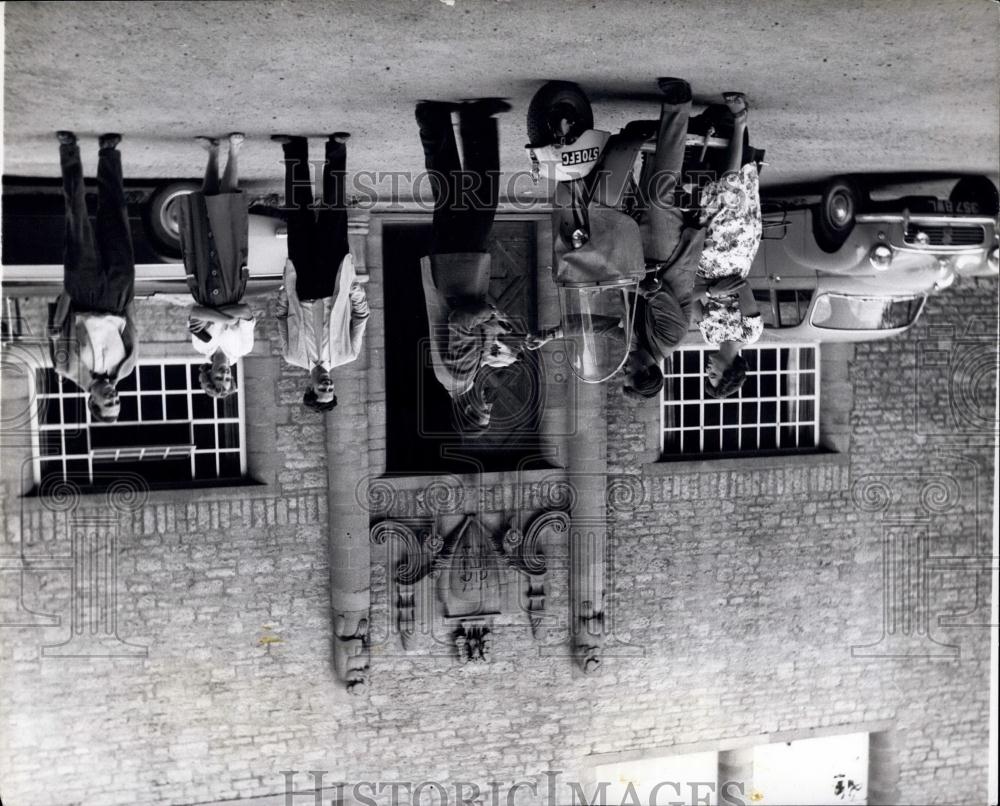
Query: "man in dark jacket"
623 78 705 400
416 98 519 432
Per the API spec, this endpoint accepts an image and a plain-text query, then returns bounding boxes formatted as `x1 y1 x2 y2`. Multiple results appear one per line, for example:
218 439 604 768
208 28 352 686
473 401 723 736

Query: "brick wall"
0 269 995 806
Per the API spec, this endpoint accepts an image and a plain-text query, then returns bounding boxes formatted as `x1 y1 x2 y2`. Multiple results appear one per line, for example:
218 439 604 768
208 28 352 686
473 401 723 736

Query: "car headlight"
989 245 999 273
869 243 893 270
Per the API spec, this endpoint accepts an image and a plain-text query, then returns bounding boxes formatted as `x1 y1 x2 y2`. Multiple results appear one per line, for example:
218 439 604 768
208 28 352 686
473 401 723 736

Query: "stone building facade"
0 212 994 806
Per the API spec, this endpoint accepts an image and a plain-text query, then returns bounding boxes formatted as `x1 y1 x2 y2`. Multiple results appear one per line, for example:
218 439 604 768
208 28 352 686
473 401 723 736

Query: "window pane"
118 396 138 422
194 424 216 450
165 394 188 421
164 364 187 388
721 402 739 426
140 396 163 422
191 393 214 420
62 396 84 422
39 431 62 456
138 365 161 391
218 451 241 478
40 400 62 425
682 403 700 426
216 395 239 419
64 430 88 456
759 427 777 449
194 452 217 479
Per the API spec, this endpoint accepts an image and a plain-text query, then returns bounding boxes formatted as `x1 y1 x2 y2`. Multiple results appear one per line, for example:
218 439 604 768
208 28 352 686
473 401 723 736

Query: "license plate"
561 147 600 166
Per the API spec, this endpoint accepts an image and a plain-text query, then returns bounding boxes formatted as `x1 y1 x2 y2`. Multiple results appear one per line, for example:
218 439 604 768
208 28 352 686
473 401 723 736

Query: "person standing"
415 98 520 433
272 133 369 412
176 132 253 399
528 78 702 401
689 92 764 399
48 130 137 423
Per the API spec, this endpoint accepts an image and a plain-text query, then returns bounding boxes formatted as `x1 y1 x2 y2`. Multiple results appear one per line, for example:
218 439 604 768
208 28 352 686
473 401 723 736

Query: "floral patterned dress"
696 163 764 346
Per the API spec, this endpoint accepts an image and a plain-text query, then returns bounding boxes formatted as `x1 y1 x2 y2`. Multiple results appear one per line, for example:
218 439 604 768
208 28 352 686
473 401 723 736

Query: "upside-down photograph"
0 1 998 805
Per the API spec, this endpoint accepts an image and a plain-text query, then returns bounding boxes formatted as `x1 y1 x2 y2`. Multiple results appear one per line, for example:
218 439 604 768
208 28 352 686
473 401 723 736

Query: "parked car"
680 173 999 344
1 176 288 297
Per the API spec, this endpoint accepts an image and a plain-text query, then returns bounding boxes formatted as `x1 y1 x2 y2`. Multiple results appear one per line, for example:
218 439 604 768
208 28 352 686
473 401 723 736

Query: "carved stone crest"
370 510 569 664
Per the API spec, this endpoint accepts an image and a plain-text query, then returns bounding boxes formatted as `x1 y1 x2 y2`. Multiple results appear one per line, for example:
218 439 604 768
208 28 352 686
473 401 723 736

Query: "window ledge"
642 449 849 476
20 478 272 511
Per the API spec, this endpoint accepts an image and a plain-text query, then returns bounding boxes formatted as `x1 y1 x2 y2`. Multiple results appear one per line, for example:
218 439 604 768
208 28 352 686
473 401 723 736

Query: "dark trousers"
60 143 135 315
418 107 499 255
282 137 350 301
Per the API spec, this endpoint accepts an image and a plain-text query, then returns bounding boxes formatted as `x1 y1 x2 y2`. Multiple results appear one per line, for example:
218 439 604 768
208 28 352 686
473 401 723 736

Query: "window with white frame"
31 357 246 489
661 344 819 458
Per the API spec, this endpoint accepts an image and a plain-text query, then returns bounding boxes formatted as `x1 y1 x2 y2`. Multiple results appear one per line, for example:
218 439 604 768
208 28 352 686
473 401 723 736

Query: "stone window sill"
642 449 849 476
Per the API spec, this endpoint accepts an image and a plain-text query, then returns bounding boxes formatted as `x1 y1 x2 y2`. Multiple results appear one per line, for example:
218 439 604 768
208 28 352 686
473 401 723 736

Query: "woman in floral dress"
689 92 764 399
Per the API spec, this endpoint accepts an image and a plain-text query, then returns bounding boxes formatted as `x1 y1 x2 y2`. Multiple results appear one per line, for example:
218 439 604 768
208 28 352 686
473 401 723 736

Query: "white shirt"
189 317 255 363
76 313 127 377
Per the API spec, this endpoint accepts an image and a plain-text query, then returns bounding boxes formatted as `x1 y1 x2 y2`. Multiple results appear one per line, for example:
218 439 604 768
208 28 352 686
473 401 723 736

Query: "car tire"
526 81 594 148
814 177 864 252
949 176 999 216
145 181 199 257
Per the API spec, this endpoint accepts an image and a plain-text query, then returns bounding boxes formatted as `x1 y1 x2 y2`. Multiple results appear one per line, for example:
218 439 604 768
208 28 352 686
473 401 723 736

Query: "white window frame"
29 355 247 486
660 343 820 457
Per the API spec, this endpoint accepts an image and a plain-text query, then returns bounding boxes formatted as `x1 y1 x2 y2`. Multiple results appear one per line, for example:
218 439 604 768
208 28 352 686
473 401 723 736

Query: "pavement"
2 0 999 201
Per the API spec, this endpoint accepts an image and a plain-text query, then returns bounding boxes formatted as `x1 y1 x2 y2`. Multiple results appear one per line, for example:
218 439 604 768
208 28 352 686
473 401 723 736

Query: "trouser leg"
95 147 135 314
60 142 102 311
316 137 350 281
637 100 692 264
282 137 321 299
454 113 499 252
416 103 466 254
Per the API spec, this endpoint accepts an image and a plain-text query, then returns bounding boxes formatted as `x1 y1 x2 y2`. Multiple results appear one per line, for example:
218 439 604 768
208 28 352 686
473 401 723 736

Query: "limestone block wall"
0 254 994 806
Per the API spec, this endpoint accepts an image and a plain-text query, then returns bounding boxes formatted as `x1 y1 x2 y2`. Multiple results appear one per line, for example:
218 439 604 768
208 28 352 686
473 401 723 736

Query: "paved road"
3 0 998 200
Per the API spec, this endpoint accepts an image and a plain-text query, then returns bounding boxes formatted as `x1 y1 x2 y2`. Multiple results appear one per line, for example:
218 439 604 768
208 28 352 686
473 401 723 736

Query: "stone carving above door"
370 510 569 664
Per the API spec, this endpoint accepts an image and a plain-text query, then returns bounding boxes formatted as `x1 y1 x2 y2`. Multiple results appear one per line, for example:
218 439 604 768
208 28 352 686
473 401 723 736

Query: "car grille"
904 223 985 246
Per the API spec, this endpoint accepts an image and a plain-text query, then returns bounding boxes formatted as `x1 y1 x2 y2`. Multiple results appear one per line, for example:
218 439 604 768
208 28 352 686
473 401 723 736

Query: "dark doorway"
382 220 550 475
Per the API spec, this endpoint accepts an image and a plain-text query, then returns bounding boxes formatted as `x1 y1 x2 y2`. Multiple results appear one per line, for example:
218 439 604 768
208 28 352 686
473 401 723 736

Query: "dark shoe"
656 78 692 104
98 133 122 150
460 97 512 121
415 100 458 132
56 130 77 146
329 132 351 144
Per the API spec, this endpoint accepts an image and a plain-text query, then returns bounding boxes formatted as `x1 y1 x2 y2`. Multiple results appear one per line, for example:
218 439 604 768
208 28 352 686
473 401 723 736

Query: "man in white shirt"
272 133 369 411
48 130 137 423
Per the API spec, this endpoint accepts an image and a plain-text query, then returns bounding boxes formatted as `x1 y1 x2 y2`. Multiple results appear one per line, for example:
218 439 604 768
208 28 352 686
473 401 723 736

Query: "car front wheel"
815 177 864 252
145 181 200 257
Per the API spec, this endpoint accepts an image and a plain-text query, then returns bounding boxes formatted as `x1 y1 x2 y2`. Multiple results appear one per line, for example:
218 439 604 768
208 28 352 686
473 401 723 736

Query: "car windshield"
810 294 924 330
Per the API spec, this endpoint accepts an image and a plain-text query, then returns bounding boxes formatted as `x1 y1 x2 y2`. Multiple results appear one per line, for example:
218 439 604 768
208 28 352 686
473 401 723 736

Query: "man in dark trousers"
273 133 369 413
624 78 705 400
529 79 701 399
48 130 138 423
415 98 520 433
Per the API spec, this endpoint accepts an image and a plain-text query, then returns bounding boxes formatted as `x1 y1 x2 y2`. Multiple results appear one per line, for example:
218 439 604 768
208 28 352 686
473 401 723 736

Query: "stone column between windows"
717 747 753 803
567 380 607 674
867 730 900 804
327 210 372 694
